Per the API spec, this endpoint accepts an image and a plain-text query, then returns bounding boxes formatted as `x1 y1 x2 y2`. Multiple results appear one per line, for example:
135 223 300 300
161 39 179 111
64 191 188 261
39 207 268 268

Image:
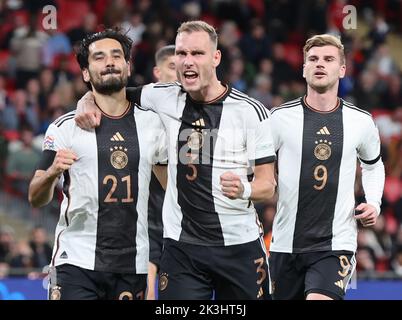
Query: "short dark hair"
76 29 133 70
155 45 175 65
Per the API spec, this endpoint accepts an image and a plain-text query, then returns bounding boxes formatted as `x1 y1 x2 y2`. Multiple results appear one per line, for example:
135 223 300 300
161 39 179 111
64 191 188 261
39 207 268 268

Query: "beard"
90 68 128 95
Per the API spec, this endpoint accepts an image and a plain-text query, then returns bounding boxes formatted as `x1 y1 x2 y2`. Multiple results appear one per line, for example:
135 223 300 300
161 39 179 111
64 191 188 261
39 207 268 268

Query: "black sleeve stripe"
135 103 152 112
55 116 75 127
251 155 276 166
153 81 180 88
54 111 76 126
359 154 381 165
281 97 301 106
260 101 269 118
343 101 372 117
231 88 270 116
230 91 268 122
271 101 300 114
231 93 263 121
37 150 57 170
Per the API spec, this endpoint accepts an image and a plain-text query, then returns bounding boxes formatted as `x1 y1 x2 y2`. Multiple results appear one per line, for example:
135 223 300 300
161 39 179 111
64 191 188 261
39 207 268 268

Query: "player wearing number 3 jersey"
268 34 385 300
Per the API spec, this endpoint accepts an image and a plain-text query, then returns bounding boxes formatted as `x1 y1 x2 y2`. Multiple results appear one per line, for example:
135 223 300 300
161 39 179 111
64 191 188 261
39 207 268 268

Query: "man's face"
175 31 220 96
155 55 177 83
83 38 130 95
303 45 345 93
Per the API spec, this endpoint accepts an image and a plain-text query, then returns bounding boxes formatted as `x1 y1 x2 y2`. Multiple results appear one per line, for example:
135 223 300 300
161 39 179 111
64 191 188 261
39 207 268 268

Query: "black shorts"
269 250 355 300
158 238 271 300
48 264 147 300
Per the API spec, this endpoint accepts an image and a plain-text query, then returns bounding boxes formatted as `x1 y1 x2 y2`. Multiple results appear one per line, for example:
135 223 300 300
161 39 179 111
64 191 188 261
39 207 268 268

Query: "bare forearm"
250 179 276 202
28 170 60 208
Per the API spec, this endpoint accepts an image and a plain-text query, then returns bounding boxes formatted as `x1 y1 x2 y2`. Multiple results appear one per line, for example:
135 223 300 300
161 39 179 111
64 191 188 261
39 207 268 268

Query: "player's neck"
305 87 339 112
93 90 129 117
189 78 226 103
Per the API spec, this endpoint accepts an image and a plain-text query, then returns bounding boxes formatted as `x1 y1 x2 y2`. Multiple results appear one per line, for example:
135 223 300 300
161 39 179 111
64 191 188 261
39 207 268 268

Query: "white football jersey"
128 83 276 246
270 97 382 253
40 106 167 273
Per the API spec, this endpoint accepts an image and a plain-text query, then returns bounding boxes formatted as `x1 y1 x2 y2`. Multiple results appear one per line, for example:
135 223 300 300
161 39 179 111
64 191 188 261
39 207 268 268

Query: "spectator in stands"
391 245 402 276
25 79 40 110
0 225 15 264
352 70 383 111
248 74 273 108
382 74 402 111
367 14 390 52
121 11 146 46
1 90 39 133
271 42 296 95
239 19 272 68
9 240 33 272
29 226 52 269
38 68 56 111
5 125 41 197
42 29 72 68
0 73 6 110
356 246 377 274
10 14 48 88
0 122 8 188
67 12 97 49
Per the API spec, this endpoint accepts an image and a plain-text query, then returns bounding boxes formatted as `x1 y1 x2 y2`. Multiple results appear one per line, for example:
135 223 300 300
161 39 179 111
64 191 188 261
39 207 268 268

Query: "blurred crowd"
0 0 402 278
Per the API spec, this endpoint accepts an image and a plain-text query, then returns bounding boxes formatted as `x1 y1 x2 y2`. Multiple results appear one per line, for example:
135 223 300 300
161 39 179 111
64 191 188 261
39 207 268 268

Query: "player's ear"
302 64 306 78
213 49 221 68
339 64 346 79
153 66 161 82
127 60 132 77
82 68 90 82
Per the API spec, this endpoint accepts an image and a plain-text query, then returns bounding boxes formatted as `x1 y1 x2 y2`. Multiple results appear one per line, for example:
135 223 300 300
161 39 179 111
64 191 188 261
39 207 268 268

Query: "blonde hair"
303 34 345 65
177 20 218 49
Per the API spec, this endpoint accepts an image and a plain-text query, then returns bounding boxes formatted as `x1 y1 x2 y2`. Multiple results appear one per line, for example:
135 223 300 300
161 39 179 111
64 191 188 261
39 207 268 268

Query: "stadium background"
0 0 402 300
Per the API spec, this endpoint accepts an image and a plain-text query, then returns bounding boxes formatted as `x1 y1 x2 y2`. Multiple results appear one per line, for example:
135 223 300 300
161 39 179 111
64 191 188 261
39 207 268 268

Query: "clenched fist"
75 91 101 129
48 149 77 178
220 171 245 200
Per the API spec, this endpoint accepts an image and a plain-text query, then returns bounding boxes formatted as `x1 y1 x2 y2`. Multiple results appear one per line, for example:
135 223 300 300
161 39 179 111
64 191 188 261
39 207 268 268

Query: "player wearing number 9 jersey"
28 30 167 300
268 34 385 300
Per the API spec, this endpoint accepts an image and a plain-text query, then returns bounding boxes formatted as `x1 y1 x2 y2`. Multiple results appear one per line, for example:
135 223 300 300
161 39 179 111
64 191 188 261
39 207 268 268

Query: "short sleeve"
42 123 68 152
37 121 70 170
246 110 276 166
127 84 160 112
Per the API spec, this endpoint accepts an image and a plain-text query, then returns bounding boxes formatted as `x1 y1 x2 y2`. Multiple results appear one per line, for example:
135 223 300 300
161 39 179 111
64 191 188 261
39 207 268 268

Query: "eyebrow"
91 48 124 57
175 49 206 54
308 54 336 60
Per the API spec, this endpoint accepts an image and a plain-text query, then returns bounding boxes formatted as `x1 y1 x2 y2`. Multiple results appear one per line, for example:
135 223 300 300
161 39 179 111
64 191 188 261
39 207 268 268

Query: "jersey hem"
53 260 147 274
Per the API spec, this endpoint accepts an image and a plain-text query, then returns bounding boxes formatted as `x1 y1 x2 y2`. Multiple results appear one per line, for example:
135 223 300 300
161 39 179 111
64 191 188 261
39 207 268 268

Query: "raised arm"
29 149 77 207
74 91 102 129
220 163 276 202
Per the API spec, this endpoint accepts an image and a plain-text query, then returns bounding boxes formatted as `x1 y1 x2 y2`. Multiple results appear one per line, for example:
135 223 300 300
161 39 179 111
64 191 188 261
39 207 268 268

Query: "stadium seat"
56 0 90 32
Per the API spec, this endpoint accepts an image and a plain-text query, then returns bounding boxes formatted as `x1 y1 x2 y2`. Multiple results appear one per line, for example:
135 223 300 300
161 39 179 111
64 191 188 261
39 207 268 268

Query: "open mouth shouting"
183 70 199 84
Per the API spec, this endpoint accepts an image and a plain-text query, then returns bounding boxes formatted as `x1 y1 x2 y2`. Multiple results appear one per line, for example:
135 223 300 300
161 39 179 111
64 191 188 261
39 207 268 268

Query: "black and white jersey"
40 105 167 274
128 83 276 246
270 96 382 253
